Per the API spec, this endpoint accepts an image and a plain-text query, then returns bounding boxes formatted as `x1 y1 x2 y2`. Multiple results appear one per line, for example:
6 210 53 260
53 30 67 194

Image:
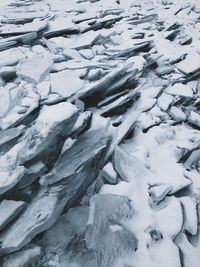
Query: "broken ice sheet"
43 128 109 185
50 69 84 98
70 30 101 49
0 0 200 265
154 37 187 63
166 83 193 97
177 53 200 75
0 86 10 118
0 19 48 35
16 56 53 83
0 47 26 67
180 197 198 235
0 102 78 195
188 111 200 128
0 200 25 231
43 16 79 38
43 206 89 254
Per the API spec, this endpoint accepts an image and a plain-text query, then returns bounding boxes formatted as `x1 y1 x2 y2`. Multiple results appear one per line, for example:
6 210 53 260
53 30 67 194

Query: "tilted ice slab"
0 102 78 195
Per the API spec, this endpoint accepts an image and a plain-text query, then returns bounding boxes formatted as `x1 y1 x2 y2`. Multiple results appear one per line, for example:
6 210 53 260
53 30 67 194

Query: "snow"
180 197 198 235
166 83 193 97
157 93 174 111
0 0 200 265
0 19 47 34
177 54 200 75
16 56 53 84
70 31 101 49
36 102 78 137
0 86 10 118
50 69 84 98
0 48 26 67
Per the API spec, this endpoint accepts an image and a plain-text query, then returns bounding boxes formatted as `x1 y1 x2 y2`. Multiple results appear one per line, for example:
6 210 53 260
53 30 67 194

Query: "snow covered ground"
0 0 200 266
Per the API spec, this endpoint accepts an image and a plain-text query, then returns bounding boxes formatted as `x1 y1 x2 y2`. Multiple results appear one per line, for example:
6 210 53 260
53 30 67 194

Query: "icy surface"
0 0 200 266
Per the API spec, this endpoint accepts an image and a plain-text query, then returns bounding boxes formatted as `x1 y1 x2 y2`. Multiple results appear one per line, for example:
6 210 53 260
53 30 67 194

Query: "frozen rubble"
16 56 53 84
0 0 199 266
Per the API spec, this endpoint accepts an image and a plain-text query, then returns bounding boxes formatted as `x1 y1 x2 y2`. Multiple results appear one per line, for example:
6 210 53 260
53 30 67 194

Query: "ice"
157 93 174 111
0 19 48 35
36 80 51 98
43 17 79 38
50 69 84 98
101 162 117 184
188 111 200 127
0 0 200 265
3 247 41 267
0 47 26 67
70 31 101 49
169 106 186 121
177 54 200 75
180 197 198 235
85 194 137 267
35 102 78 138
16 56 53 84
0 200 25 231
43 206 89 253
166 83 193 97
121 125 192 194
0 86 10 118
176 233 200 267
